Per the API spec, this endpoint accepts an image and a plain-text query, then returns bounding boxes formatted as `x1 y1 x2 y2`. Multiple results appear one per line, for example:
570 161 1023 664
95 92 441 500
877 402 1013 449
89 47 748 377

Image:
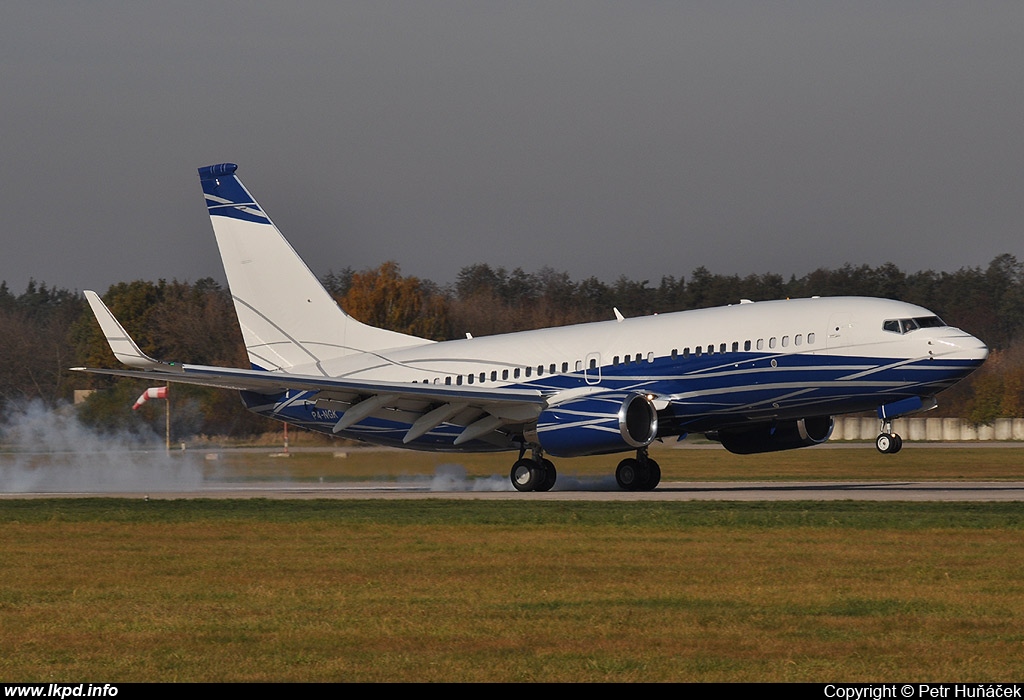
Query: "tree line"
2 253 1022 439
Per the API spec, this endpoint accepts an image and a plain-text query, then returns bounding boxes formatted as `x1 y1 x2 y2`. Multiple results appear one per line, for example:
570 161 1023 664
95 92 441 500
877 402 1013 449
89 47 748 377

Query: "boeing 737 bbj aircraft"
75 163 989 491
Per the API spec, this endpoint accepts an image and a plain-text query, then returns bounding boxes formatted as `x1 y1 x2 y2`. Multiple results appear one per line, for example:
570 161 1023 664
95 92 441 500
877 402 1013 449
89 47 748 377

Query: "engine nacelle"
527 392 658 458
710 416 834 455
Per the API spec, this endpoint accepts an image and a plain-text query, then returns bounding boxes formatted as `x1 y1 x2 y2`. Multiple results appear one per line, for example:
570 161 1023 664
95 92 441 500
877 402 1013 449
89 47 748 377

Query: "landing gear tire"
876 433 903 454
616 458 651 491
511 457 557 492
643 459 661 491
875 433 891 453
511 459 543 492
537 459 557 492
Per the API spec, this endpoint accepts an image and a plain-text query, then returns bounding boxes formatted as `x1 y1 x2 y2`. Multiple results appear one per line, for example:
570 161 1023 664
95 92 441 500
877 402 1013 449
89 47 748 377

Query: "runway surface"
3 443 1022 501
5 479 1024 501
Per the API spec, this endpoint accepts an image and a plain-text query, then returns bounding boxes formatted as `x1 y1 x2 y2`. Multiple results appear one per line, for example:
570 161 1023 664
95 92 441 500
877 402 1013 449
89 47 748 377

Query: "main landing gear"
875 419 903 454
508 446 663 492
510 447 557 492
615 448 661 491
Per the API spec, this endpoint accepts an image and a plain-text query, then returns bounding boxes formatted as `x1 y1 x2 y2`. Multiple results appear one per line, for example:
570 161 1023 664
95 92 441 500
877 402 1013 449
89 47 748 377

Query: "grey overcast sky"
2 2 1021 295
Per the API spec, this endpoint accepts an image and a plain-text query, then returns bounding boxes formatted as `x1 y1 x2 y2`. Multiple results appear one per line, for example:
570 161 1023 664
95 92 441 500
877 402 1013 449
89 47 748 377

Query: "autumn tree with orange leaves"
339 261 451 340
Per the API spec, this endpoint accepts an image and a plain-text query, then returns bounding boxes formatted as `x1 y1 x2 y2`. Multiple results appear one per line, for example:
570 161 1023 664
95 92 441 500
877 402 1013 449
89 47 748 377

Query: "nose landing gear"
875 419 903 454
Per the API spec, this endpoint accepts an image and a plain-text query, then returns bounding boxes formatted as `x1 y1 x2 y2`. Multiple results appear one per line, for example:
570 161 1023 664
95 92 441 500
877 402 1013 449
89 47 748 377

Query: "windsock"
133 386 168 410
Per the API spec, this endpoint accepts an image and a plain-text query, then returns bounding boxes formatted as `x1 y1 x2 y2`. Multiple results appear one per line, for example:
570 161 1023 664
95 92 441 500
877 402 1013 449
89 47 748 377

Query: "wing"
74 291 545 446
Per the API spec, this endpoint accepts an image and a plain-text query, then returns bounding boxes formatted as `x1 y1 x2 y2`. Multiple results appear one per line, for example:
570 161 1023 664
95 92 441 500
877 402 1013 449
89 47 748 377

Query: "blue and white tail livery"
76 163 989 491
198 163 431 372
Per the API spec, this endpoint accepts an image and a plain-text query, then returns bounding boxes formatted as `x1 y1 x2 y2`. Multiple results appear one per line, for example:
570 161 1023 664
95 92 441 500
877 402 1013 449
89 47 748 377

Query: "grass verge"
2 499 1022 681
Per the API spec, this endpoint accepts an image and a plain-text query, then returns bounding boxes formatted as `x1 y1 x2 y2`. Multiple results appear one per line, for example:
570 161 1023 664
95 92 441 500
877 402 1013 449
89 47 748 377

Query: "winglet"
83 291 182 371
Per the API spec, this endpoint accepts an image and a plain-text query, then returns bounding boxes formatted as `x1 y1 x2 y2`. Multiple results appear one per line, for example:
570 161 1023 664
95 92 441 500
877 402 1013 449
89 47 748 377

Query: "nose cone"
971 337 990 363
933 330 989 365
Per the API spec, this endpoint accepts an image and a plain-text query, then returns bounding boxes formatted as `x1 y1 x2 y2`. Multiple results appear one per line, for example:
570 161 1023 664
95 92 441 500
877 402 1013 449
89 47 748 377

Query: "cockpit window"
914 316 945 329
882 316 945 334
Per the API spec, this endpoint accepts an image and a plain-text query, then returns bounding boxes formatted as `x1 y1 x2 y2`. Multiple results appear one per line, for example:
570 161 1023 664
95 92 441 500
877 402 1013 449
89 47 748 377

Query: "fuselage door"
584 352 602 385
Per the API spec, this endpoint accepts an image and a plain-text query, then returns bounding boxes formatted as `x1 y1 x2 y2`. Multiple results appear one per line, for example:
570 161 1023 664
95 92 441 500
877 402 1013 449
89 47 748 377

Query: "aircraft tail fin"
197 163 431 372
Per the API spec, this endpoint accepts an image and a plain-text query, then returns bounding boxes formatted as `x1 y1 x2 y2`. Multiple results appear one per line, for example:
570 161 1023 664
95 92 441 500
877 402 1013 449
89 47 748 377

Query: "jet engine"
709 416 834 455
527 392 658 458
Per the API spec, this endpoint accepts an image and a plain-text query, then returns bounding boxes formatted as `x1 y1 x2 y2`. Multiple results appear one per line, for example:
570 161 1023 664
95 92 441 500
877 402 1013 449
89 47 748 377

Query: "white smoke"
422 463 618 492
548 473 620 491
426 463 513 491
0 402 622 494
0 401 205 493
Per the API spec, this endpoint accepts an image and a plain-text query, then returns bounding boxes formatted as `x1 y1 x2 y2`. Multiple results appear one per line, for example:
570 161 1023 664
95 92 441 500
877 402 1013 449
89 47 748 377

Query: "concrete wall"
830 416 1024 441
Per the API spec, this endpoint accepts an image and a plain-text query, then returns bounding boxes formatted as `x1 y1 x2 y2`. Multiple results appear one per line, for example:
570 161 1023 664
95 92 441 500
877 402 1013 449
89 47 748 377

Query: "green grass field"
2 496 1023 682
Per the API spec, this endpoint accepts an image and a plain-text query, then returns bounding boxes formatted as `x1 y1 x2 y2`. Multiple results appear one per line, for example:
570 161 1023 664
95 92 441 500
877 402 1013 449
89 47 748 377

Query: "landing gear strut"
615 448 661 491
510 446 556 492
875 419 903 454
